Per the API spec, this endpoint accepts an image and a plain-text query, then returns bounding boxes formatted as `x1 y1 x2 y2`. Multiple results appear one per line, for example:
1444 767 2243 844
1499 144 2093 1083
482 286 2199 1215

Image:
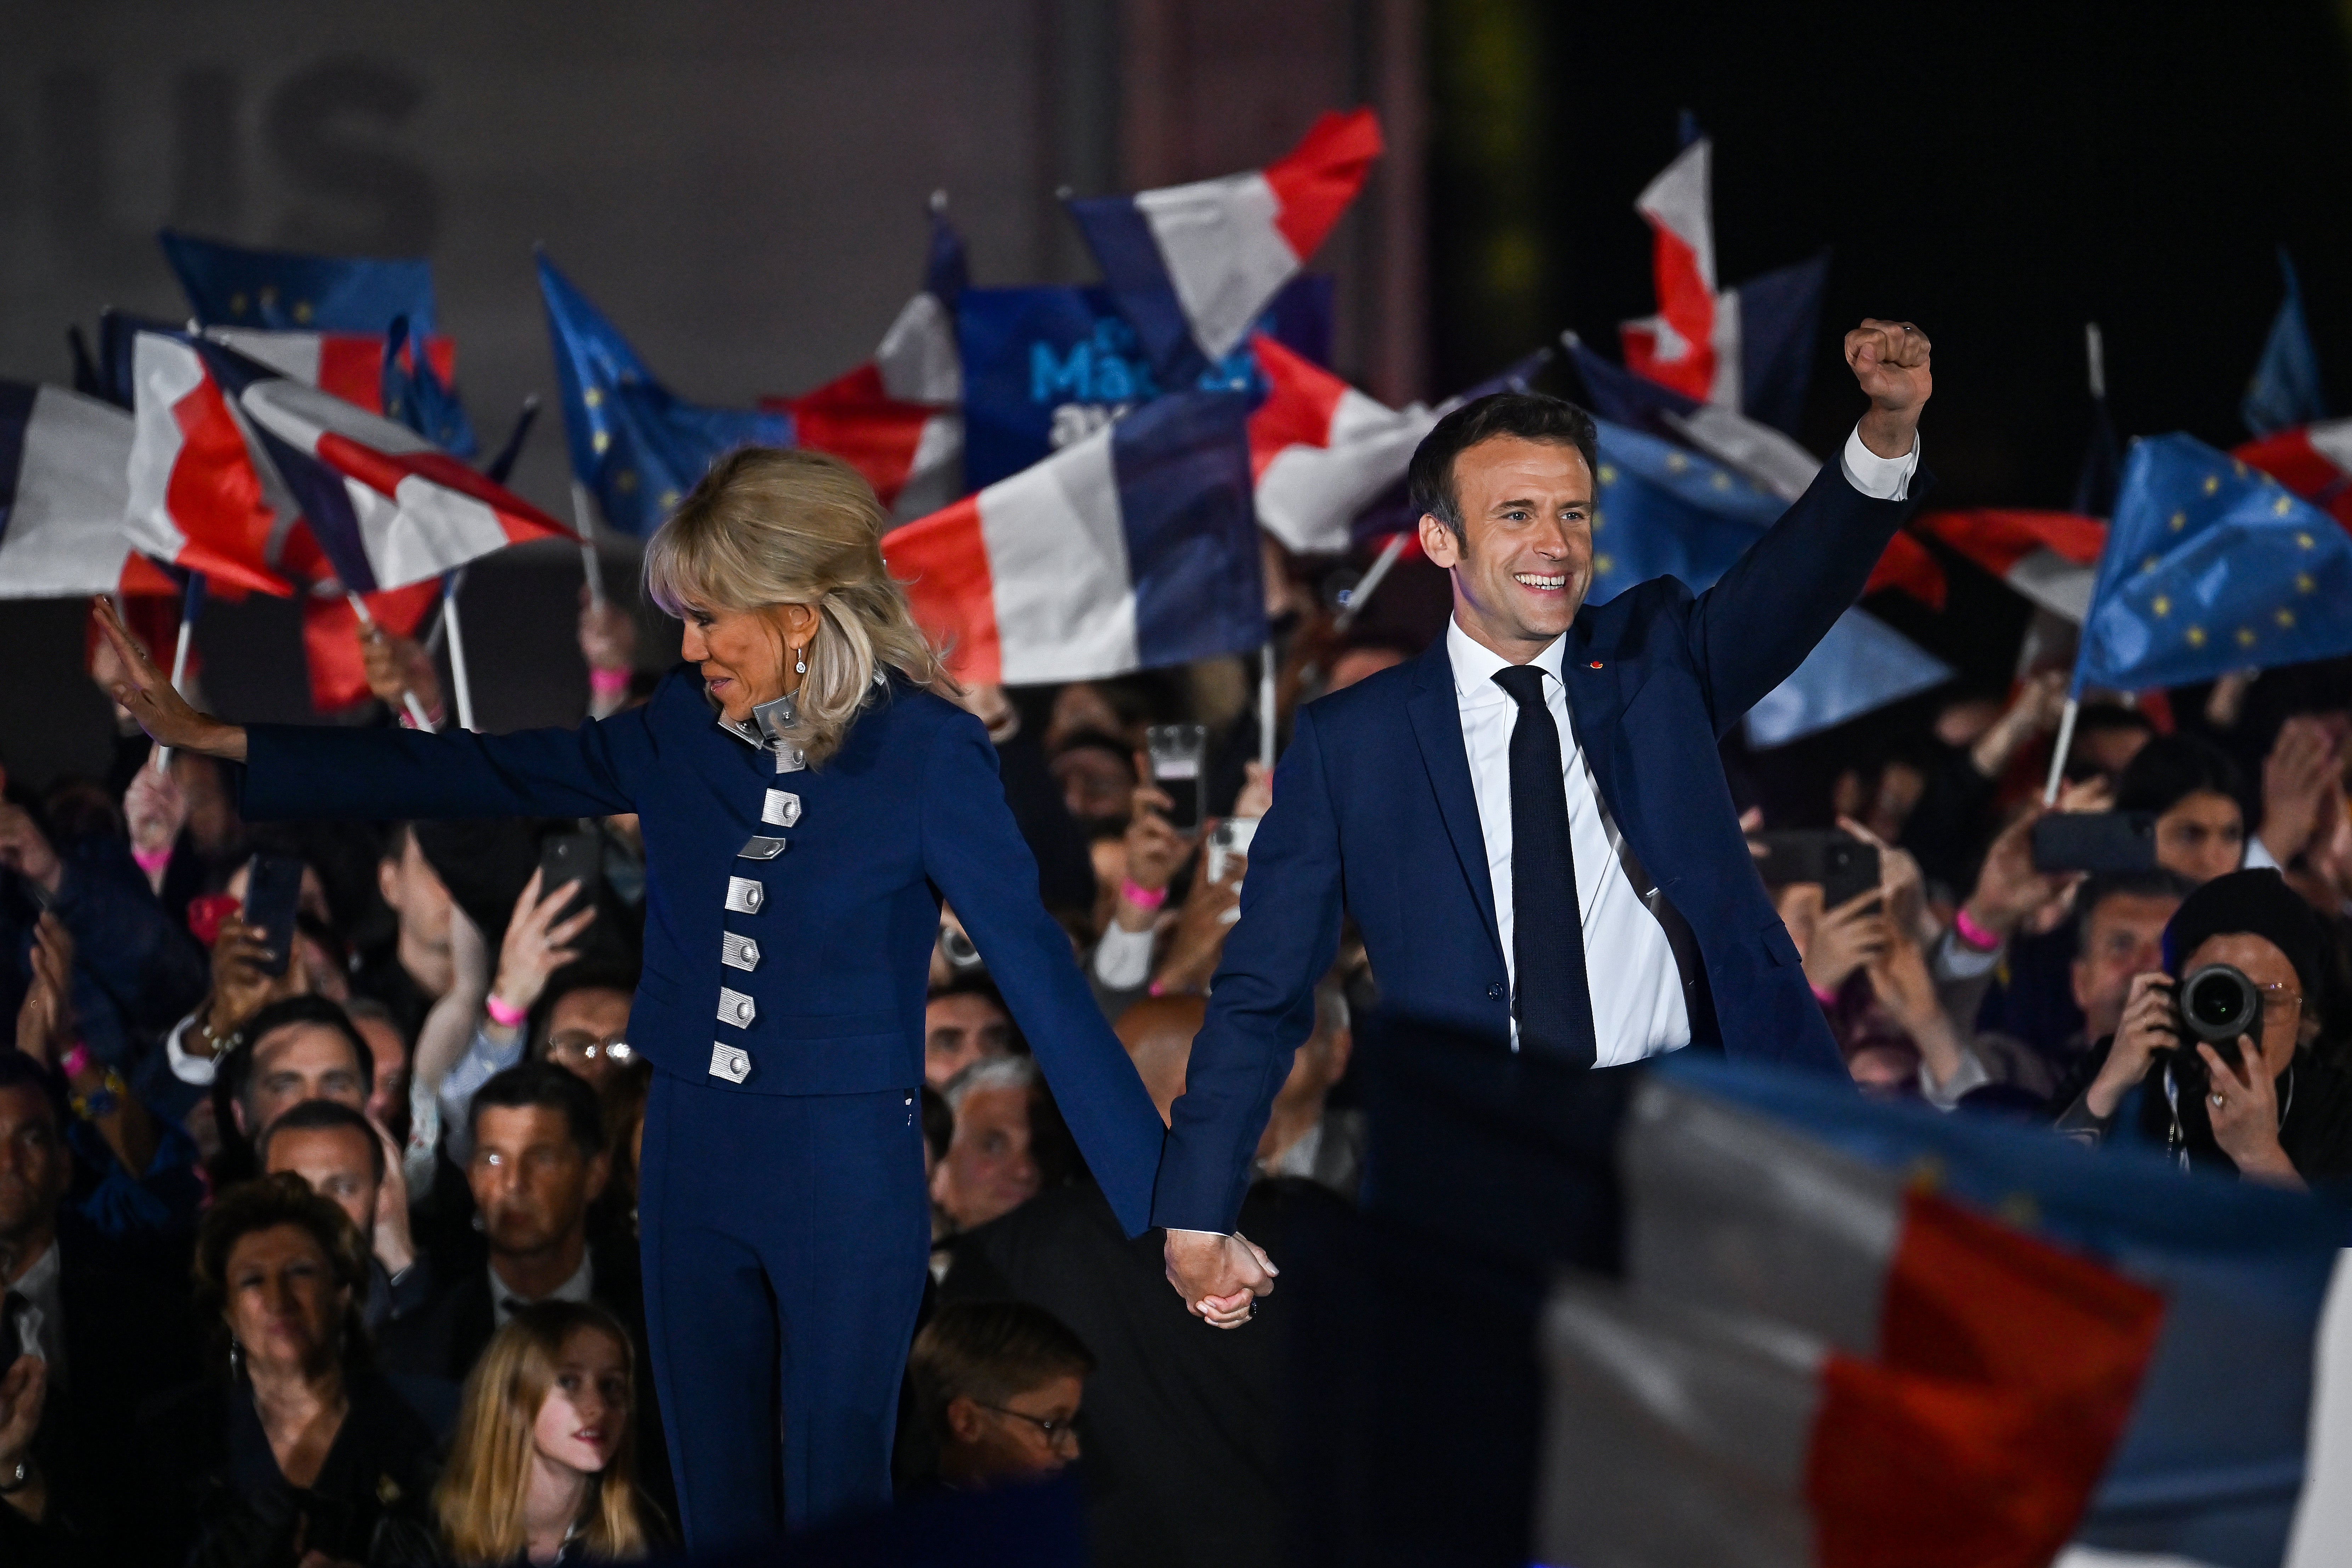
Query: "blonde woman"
438 1302 659 1565
96 447 1166 1547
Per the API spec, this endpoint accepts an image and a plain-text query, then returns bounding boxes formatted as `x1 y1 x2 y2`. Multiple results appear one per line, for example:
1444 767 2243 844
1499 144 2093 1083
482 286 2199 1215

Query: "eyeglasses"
547 1031 632 1067
978 1403 1082 1452
2256 983 2305 1019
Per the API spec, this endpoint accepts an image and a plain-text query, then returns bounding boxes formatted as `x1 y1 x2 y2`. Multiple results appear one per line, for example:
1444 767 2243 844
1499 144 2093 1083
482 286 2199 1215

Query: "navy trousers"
637 1071 931 1549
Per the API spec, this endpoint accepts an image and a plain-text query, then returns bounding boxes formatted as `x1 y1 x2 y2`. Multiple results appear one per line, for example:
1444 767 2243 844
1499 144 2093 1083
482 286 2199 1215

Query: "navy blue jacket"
238 675 1168 1236
1154 460 1932 1232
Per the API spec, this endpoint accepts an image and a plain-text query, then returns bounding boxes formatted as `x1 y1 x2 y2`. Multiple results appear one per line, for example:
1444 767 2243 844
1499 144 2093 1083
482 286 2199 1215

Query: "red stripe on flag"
1624 229 1717 401
317 336 387 413
165 376 294 596
1919 510 2106 578
313 432 572 542
882 497 1001 683
1806 1190 2165 1568
1262 108 1384 261
1864 531 1947 609
780 363 937 508
1246 334 1350 479
302 580 439 712
2235 429 2352 535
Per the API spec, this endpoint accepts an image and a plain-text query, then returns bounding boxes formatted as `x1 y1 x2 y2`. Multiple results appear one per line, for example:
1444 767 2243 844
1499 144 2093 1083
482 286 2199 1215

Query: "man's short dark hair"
1406 392 1601 544
469 1059 606 1158
258 1097 386 1182
225 995 373 1118
532 960 640 1053
2075 869 2197 944
0 1052 67 1134
909 1300 1095 1441
2114 734 2245 818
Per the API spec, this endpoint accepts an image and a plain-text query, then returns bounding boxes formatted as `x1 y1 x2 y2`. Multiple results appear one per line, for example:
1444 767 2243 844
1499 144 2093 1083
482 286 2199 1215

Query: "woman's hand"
489 868 597 1023
124 763 189 890
2085 972 2178 1120
1113 785 1191 933
91 597 247 762
15 913 74 1065
359 620 442 720
2200 1029 2304 1188
1150 840 1246 995
1802 887 1887 997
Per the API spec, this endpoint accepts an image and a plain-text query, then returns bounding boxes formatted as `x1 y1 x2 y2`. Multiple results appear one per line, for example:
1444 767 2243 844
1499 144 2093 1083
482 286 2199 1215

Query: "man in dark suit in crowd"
379 1061 670 1513
1160 321 1936 1320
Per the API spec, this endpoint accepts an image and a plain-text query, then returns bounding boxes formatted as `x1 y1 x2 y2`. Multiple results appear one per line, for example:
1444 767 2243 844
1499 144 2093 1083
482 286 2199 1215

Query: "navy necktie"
1492 665 1597 1066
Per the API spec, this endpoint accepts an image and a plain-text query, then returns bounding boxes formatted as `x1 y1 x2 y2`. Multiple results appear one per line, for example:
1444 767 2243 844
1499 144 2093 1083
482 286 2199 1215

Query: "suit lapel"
1405 639 1504 963
1559 619 1628 825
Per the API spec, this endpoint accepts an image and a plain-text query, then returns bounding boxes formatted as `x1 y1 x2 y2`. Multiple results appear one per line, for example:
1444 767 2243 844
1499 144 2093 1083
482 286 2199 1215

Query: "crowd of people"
3 519 2350 1564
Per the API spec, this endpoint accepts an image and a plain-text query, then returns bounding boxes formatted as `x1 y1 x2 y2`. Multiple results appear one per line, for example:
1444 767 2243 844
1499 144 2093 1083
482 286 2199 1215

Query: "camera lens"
940 926 982 970
2180 964 2258 1044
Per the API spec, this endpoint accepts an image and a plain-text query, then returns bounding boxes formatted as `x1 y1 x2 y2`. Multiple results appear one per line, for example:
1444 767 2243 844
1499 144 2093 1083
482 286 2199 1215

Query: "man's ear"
584 1149 613 1204
376 856 401 911
944 1395 987 1445
230 1098 248 1137
1418 512 1461 569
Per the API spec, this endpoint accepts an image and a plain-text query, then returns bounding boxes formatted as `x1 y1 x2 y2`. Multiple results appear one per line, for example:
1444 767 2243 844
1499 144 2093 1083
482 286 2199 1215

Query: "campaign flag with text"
0 381 136 598
1066 109 1380 381
883 391 1261 684
539 250 791 537
161 229 439 335
1617 138 1829 436
2075 434 2352 695
191 338 571 593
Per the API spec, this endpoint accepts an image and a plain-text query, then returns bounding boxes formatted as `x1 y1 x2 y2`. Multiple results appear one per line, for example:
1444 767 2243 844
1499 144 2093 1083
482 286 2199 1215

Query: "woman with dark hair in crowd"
92 445 1165 1547
2057 868 2352 1185
133 1173 439 1567
436 1301 661 1565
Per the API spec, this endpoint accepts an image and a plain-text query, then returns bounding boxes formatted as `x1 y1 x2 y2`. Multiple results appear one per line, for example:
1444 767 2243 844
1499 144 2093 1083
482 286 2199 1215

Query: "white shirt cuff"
2246 835 2281 872
1919 1044 1993 1111
1839 424 1920 502
164 1011 218 1085
1092 922 1157 991
1933 927 2004 982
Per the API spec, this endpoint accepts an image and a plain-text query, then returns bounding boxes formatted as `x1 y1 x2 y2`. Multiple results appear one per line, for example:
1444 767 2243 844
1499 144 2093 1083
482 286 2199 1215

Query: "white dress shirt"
489 1250 594 1329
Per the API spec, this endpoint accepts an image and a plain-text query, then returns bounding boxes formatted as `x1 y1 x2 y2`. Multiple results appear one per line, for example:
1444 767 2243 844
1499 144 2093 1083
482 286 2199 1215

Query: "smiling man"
1157 320 1936 1325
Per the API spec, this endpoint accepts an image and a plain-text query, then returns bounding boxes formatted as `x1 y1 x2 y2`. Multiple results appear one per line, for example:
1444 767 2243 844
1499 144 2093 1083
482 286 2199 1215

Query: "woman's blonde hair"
435 1302 656 1564
642 446 949 765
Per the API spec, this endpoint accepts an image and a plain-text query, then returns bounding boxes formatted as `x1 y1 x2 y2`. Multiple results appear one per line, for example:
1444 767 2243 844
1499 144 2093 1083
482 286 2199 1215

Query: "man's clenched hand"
1846 319 1932 460
1164 1229 1278 1329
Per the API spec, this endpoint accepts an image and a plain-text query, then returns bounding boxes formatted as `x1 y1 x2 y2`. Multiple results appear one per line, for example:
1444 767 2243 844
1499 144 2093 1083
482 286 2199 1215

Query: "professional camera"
2176 963 2260 1068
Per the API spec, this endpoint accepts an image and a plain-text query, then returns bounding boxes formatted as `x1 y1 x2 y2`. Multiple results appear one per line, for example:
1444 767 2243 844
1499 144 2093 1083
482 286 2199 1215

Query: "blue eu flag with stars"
2075 433 2352 695
160 229 437 334
538 249 793 538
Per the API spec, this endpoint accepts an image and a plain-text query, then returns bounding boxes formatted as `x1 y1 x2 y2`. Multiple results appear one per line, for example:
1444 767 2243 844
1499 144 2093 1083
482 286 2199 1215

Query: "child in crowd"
907 1300 1094 1489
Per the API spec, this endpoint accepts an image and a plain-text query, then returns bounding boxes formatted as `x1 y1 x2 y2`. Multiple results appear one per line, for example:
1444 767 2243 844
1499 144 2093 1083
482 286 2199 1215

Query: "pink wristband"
589 666 631 697
1953 906 2002 953
61 1041 92 1079
1810 981 1839 1007
133 843 174 875
485 995 528 1029
1120 879 1168 911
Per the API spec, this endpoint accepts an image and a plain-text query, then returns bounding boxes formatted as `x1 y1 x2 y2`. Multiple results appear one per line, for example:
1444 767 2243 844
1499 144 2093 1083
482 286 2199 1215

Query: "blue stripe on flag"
193 340 378 593
0 381 35 547
1064 195 1210 385
1109 391 1263 669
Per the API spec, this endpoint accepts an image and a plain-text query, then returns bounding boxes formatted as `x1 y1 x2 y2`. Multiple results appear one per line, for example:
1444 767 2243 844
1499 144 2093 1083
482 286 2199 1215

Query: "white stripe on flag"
205 328 325 386
2284 1250 2352 1568
2306 419 2352 472
1710 282 1746 409
980 429 1137 684
2006 547 2096 624
238 376 437 459
372 473 510 589
1538 1280 1821 1568
1635 139 1717 290
890 412 964 523
1255 410 1433 556
123 334 207 568
0 387 133 598
1661 404 1821 503
1136 171 1295 362
874 291 961 405
2055 1550 2225 1567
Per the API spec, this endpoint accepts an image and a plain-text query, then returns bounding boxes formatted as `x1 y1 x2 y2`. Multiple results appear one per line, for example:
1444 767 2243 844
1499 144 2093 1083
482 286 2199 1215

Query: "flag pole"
2042 695 2080 806
572 482 607 610
347 592 437 731
2085 322 2106 402
1334 534 1410 633
153 571 206 773
442 569 476 732
1258 638 1278 771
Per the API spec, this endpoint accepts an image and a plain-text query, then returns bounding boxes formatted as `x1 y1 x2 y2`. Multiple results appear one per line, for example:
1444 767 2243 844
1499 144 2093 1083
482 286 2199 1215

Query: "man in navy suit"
1160 320 1935 1324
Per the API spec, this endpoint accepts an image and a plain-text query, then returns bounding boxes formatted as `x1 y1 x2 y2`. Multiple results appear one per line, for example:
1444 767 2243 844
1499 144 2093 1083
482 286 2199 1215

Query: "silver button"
719 987 756 1027
739 835 787 860
708 1043 751 1083
722 932 760 972
763 790 802 828
725 876 763 914
774 745 805 774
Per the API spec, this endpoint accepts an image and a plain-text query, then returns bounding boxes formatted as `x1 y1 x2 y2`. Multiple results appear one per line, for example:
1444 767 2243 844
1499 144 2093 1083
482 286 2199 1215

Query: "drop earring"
795 647 807 676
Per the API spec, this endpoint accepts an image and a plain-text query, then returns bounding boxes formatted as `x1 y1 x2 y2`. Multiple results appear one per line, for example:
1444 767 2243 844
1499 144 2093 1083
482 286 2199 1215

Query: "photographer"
2057 869 2352 1187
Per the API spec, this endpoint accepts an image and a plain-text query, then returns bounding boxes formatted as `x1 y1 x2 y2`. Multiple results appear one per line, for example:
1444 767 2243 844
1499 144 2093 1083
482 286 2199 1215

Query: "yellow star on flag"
2152 595 2171 616
2203 474 2220 496
1598 463 1617 485
2170 511 2186 531
591 431 611 455
1593 553 1615 575
292 301 314 325
2277 608 2297 629
2237 627 2257 648
614 469 637 492
2186 626 2207 648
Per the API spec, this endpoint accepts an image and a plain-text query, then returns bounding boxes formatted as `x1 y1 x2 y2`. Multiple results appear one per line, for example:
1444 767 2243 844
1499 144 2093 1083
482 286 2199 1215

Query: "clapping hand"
14 913 74 1064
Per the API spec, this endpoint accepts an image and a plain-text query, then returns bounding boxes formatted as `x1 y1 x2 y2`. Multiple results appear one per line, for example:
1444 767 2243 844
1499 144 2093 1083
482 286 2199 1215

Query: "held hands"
90 597 247 762
1845 319 1932 460
1164 1229 1278 1329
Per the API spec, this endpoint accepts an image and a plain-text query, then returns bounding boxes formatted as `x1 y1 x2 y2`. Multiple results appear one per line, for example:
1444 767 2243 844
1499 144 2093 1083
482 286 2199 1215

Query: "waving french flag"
123 332 297 596
1619 138 1828 435
0 381 136 598
1067 109 1382 381
1247 334 1435 556
2238 416 2352 532
883 391 1261 684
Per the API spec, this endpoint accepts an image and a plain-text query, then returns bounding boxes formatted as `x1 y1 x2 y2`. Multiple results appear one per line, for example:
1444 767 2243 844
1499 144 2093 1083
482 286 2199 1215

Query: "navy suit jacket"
1154 459 1933 1232
238 675 1168 1236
